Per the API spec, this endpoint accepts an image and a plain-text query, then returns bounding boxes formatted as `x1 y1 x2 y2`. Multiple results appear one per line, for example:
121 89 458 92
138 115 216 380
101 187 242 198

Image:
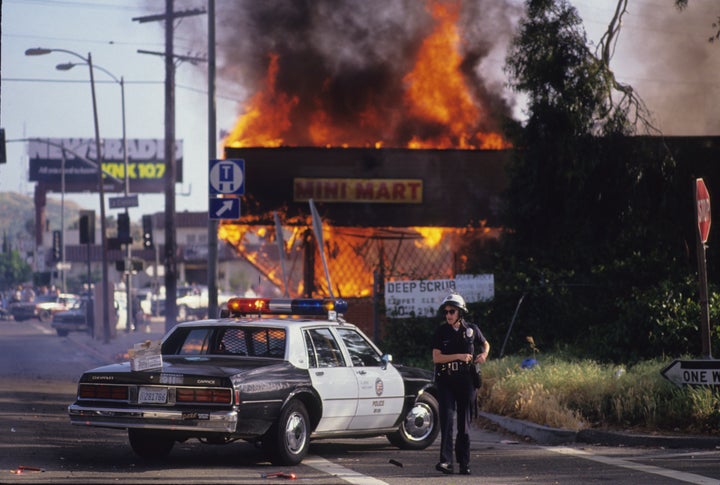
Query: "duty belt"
438 361 470 375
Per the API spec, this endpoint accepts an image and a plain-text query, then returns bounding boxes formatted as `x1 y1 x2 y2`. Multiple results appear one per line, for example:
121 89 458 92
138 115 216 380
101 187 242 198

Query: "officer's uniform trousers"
436 362 474 467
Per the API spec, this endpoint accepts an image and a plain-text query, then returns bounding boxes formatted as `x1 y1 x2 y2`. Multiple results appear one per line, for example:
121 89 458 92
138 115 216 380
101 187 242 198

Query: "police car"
68 297 439 465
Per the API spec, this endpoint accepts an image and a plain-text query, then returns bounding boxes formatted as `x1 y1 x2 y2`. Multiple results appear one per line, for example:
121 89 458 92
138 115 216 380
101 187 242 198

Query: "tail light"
176 388 232 404
78 384 129 401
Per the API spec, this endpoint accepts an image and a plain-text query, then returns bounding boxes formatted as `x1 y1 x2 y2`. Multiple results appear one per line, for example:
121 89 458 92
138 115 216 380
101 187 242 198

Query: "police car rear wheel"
268 400 310 465
387 393 439 450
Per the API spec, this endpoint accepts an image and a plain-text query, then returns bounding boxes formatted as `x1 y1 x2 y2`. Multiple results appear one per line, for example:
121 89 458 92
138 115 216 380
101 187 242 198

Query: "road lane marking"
31 322 53 335
304 455 388 485
549 446 719 485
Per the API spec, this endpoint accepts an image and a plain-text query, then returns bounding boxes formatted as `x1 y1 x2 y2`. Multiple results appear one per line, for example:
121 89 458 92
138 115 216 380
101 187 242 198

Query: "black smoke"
195 0 523 146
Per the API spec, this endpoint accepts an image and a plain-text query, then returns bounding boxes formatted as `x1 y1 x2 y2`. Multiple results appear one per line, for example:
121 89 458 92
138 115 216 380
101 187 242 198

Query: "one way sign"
209 198 240 220
660 359 720 388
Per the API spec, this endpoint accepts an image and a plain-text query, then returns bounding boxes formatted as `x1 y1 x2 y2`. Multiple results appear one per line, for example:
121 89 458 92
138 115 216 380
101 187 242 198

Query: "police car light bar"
226 298 349 317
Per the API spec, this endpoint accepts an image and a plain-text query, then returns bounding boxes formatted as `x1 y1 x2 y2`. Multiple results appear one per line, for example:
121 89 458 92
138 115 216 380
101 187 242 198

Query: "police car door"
334 327 404 430
304 327 358 432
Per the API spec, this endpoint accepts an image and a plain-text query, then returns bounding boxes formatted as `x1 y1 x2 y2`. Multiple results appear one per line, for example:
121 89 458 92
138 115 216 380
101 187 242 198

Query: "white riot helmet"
439 293 467 314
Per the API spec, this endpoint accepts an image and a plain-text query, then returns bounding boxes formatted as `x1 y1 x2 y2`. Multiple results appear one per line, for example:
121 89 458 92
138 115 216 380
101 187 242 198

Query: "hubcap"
284 411 307 454
403 402 433 441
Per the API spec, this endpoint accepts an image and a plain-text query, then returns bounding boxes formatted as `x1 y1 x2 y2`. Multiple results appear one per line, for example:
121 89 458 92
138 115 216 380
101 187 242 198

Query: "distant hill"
0 191 86 242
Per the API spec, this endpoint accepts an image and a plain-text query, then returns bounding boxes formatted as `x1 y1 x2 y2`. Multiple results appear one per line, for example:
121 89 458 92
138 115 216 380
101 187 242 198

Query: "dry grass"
477 354 720 434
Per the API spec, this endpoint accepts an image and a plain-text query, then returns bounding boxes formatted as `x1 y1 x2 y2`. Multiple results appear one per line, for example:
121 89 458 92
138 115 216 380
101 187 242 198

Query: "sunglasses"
444 308 457 315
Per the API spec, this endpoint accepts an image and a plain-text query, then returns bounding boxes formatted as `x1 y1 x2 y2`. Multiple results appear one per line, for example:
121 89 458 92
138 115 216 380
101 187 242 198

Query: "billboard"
28 138 183 193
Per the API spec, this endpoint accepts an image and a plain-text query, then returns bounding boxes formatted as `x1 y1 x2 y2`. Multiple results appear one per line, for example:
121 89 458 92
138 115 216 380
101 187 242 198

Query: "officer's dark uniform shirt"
432 320 486 373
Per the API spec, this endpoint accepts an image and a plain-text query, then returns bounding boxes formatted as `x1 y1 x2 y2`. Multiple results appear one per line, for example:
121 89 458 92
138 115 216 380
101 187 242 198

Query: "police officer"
432 293 489 475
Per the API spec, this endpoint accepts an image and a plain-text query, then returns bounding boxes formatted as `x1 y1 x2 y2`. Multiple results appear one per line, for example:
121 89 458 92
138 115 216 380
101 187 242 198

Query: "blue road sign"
209 198 241 220
209 159 245 195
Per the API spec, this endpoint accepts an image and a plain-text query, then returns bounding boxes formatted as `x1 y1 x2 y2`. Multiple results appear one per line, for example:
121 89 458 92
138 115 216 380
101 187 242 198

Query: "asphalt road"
2 318 720 484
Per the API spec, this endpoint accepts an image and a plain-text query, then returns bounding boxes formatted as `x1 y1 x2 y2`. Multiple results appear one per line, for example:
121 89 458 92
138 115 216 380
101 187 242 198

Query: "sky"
2 0 720 224
2 0 244 221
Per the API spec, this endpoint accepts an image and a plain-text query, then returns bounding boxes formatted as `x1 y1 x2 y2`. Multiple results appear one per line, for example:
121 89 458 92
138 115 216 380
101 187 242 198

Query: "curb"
479 412 720 449
479 412 576 445
576 429 720 449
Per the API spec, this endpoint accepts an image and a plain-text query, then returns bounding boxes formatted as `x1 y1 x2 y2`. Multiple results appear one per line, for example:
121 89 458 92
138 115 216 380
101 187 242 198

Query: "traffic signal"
79 210 95 245
117 212 131 244
52 230 62 261
142 215 154 249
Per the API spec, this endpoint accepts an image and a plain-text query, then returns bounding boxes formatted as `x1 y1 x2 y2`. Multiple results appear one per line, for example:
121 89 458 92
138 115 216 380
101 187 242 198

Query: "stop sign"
697 178 711 243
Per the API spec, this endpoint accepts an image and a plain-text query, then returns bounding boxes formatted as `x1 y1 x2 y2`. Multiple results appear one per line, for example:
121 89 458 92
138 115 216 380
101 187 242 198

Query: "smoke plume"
209 0 522 147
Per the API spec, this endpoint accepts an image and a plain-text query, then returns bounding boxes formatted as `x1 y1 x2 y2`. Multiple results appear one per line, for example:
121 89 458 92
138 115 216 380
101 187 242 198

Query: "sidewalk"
67 316 167 364
66 321 720 451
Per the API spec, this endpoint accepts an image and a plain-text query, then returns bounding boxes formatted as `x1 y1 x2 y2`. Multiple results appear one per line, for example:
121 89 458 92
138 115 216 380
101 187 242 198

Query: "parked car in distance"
151 286 233 321
68 297 440 465
51 296 92 337
10 293 79 322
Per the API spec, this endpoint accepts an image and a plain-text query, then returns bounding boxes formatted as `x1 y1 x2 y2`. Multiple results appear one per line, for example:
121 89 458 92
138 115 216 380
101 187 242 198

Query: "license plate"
138 387 167 404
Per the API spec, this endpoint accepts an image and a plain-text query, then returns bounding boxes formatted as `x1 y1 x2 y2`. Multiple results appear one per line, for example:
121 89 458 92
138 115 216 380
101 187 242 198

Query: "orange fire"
220 218 499 298
224 0 510 150
219 0 509 298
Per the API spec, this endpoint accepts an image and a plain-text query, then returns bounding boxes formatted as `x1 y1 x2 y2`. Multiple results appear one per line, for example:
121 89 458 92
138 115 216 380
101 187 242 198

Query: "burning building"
213 0 519 330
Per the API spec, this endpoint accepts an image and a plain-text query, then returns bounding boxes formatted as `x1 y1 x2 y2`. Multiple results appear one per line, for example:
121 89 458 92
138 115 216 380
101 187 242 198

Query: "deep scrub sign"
384 274 494 318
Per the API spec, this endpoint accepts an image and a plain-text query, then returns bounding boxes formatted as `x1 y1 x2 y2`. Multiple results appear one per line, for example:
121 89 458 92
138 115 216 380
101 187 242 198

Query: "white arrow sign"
216 200 234 217
661 359 720 387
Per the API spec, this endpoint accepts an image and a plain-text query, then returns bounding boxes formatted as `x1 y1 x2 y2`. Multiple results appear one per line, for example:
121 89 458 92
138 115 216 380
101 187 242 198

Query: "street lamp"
56 61 133 333
25 47 112 344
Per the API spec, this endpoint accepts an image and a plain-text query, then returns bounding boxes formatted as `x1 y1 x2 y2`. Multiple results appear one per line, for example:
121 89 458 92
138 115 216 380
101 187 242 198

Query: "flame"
220 217 500 298
223 0 510 150
225 54 299 148
412 227 445 248
403 2 480 149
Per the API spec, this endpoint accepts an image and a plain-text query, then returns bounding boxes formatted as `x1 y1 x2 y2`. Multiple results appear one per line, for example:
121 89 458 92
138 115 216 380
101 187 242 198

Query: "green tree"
502 0 658 262
482 0 696 361
0 250 32 291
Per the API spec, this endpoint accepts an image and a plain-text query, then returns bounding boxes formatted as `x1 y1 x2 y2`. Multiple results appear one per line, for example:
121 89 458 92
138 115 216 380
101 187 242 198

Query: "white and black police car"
68 297 439 465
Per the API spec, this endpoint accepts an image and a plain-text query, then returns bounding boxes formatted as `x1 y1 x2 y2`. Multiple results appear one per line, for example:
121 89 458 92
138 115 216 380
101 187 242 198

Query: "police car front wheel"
387 393 439 450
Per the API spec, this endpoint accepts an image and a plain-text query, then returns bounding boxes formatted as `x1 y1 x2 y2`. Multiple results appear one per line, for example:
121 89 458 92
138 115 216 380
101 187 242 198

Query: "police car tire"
387 393 439 450
128 429 175 460
268 400 310 466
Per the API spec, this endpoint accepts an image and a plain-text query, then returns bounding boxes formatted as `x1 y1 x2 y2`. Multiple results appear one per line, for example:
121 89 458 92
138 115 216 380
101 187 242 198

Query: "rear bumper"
68 404 238 433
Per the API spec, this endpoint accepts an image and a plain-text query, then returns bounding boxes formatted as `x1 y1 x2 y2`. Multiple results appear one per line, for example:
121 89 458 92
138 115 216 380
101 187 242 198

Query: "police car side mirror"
381 354 393 370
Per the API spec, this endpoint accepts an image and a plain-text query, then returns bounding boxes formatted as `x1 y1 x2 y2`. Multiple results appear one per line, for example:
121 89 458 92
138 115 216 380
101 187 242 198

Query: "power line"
2 77 245 102
5 0 148 12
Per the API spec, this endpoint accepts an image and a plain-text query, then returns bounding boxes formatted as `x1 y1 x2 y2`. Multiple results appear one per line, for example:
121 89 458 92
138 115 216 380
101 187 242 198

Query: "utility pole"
163 0 177 333
207 0 219 319
133 2 206 333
